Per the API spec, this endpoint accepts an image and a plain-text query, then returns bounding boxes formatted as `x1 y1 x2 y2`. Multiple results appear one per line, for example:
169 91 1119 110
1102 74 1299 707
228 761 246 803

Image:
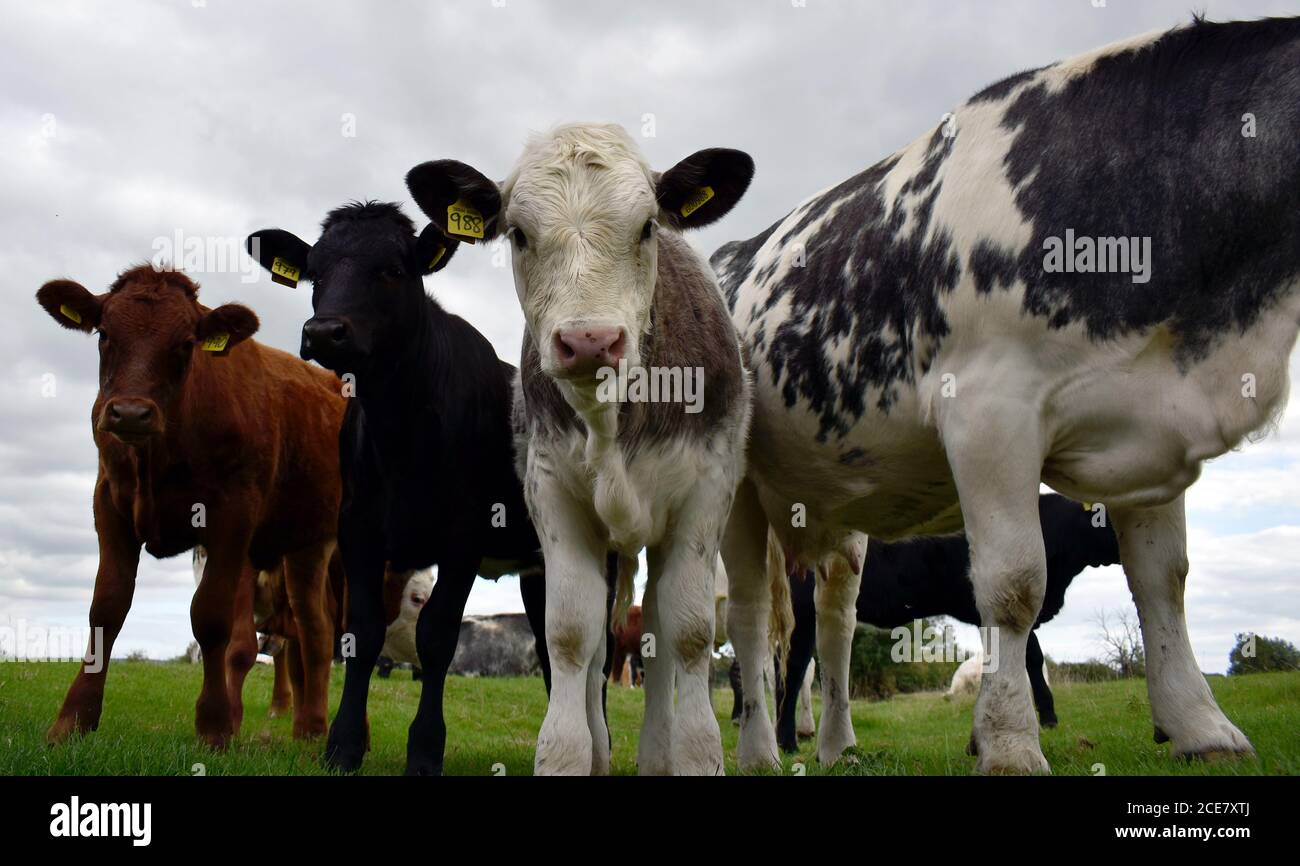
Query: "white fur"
511 124 751 776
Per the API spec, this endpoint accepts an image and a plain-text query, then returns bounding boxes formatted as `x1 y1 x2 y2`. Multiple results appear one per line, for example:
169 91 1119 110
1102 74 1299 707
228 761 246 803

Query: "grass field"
1 662 1297 775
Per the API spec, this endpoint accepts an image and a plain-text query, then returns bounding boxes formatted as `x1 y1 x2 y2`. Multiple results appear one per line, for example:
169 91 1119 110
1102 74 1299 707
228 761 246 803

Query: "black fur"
248 202 547 776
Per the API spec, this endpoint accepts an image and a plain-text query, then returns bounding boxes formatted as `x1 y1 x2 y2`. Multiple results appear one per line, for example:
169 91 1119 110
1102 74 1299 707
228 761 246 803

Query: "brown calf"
37 265 345 748
609 605 644 687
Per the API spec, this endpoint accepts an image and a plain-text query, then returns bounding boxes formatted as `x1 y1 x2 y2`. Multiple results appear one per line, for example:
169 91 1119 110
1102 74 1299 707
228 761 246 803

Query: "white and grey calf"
714 17 1299 773
408 123 754 775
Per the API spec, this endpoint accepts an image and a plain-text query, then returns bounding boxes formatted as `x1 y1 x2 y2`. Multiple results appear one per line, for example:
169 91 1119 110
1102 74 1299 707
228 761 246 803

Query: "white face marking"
502 123 661 379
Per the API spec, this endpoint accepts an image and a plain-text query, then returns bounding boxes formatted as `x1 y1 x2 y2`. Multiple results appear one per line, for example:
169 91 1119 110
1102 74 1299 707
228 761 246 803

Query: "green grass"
1 662 1296 775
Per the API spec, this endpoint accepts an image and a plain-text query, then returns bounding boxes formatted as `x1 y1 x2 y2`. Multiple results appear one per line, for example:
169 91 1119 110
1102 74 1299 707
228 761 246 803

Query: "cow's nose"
103 399 157 438
553 325 626 376
301 317 350 359
107 400 153 428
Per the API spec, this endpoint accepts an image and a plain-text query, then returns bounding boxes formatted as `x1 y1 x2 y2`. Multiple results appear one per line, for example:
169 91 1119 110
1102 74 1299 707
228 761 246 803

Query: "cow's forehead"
101 282 200 334
506 125 657 223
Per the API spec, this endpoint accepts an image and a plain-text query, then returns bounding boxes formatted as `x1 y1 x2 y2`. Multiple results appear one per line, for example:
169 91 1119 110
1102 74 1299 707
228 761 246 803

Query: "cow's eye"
382 266 405 280
640 220 654 241
512 227 528 251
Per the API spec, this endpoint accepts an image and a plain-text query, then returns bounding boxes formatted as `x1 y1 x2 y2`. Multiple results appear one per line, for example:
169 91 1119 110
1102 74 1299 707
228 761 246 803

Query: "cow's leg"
283 541 334 739
191 538 251 749
520 570 552 694
269 646 293 718
797 659 816 738
721 478 780 770
610 645 628 685
285 637 306 719
637 577 674 774
1113 495 1252 759
224 566 260 735
776 575 816 753
324 514 385 772
48 483 141 742
1025 631 1057 728
655 494 727 777
405 552 477 776
532 475 608 776
942 406 1049 775
814 560 861 765
585 607 612 776
728 658 743 723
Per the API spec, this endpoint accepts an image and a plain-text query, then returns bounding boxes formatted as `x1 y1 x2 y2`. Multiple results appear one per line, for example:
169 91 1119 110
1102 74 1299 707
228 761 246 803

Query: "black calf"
776 493 1119 752
249 202 552 775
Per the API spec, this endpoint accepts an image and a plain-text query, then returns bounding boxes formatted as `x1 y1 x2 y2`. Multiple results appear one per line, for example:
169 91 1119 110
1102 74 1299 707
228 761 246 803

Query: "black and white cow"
714 16 1300 773
408 123 754 775
774 493 1119 761
247 203 552 775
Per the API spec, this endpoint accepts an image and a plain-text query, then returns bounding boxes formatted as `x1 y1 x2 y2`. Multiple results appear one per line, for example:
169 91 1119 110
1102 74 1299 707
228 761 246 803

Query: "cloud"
2 0 1298 668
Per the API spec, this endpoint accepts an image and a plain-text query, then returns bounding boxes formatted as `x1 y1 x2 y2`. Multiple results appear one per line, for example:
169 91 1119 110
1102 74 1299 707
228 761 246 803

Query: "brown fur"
609 605 644 686
37 265 346 748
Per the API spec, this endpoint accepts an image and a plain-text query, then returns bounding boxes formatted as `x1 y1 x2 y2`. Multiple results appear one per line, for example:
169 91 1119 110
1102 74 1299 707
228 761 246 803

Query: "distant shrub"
1048 659 1119 683
1229 633 1300 675
848 621 963 701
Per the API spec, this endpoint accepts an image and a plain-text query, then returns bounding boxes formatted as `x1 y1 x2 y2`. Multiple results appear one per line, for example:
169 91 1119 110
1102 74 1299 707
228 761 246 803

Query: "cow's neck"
353 301 445 438
556 294 660 553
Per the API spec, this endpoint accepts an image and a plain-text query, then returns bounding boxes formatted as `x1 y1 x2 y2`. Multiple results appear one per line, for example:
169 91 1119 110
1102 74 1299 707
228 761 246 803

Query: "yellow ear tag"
59 304 83 324
446 199 485 241
427 245 447 271
1082 502 1093 511
270 257 301 287
200 333 230 353
680 185 715 218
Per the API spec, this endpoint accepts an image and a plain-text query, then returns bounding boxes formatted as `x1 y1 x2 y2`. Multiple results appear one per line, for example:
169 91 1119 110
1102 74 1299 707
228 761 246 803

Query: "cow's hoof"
323 740 366 773
974 744 1051 775
292 718 327 740
797 730 815 740
198 730 233 751
1167 718 1253 762
1040 718 1059 730
778 736 799 754
1153 725 1170 744
404 757 444 777
966 734 979 757
46 717 90 745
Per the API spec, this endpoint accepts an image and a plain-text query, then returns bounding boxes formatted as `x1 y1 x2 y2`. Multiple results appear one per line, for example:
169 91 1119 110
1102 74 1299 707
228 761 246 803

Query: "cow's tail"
767 527 794 683
611 553 638 630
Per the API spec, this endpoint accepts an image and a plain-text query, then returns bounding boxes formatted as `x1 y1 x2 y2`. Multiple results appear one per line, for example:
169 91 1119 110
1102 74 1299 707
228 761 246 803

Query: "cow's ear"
245 229 313 288
196 303 260 356
656 148 754 230
36 279 102 333
406 160 502 244
411 223 460 275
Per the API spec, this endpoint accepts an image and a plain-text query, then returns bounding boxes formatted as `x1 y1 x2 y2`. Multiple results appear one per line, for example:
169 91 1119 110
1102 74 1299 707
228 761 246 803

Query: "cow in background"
610 605 644 687
249 201 551 775
773 494 1118 760
38 265 343 747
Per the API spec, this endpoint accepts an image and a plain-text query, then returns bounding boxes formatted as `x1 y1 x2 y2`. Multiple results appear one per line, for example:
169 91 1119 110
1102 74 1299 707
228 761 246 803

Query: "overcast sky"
2 0 1298 672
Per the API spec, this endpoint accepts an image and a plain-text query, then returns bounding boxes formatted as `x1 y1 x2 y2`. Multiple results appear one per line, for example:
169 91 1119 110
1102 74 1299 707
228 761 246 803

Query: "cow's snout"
101 399 161 441
552 325 626 377
301 317 352 363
